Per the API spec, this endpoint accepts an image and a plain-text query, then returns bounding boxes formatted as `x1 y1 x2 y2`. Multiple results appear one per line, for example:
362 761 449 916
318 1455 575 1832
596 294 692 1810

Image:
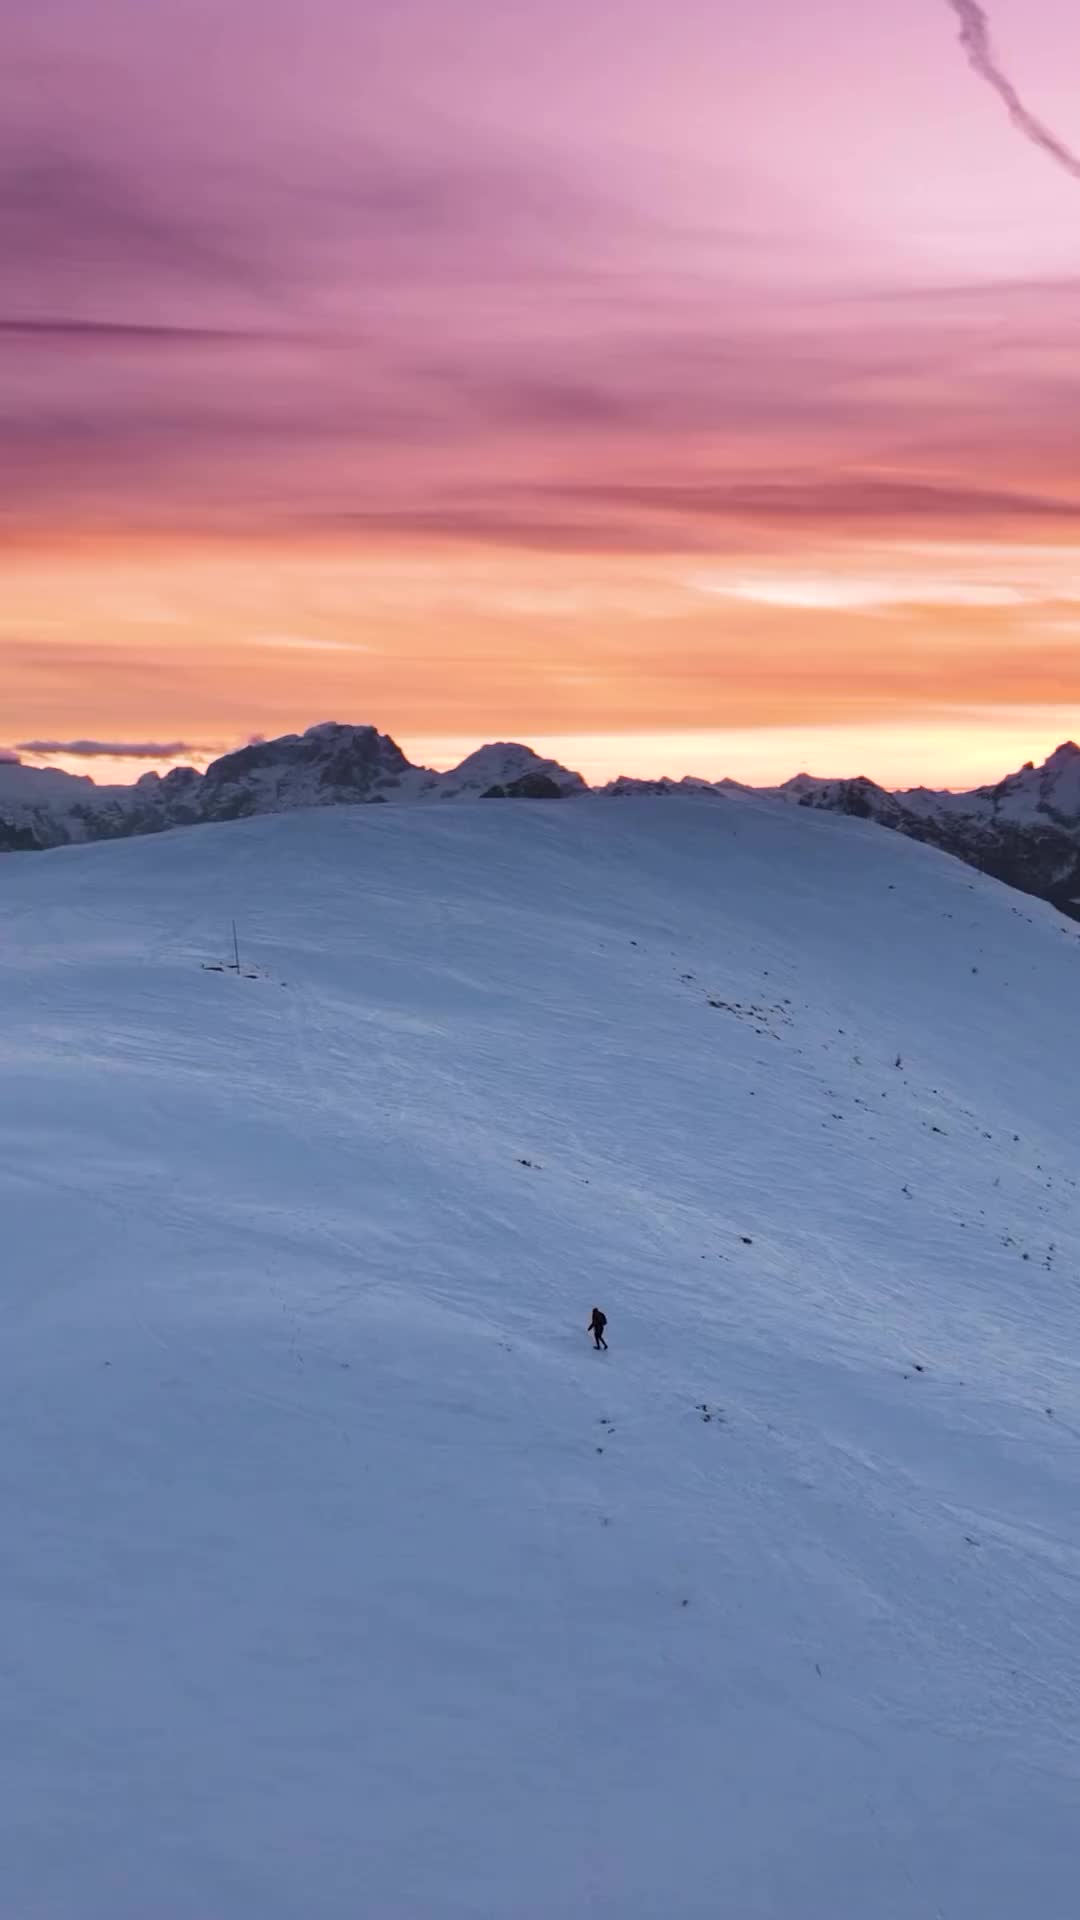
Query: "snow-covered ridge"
6 723 1080 920
779 739 1080 830
783 742 1080 921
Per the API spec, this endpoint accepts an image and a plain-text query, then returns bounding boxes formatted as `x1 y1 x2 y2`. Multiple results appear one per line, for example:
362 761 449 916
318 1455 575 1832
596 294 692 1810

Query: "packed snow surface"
3 794 1080 1919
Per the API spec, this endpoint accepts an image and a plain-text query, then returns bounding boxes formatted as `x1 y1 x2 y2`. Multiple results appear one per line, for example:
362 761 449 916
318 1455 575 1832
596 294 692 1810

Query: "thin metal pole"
232 920 240 972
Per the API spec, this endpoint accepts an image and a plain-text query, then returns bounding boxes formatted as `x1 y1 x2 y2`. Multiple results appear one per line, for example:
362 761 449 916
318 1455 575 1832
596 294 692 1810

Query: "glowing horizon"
15 709 1080 796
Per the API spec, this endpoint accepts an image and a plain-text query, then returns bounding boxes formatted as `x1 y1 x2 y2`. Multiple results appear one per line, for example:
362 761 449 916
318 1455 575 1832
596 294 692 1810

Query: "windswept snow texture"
3 796 1080 1918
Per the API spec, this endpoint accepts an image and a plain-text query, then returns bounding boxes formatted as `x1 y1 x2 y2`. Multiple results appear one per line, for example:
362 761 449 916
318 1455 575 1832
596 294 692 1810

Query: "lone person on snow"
589 1307 608 1351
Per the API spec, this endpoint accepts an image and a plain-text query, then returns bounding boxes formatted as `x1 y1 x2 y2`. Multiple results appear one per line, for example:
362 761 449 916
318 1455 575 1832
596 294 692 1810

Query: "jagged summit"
196 722 418 819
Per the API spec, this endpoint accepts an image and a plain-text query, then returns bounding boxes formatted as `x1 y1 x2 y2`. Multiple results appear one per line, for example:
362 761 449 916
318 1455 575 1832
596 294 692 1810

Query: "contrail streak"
947 0 1080 180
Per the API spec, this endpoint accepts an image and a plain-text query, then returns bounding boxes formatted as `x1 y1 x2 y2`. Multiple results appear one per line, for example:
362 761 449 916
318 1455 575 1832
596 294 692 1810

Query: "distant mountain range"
0 726 586 853
5 721 1080 920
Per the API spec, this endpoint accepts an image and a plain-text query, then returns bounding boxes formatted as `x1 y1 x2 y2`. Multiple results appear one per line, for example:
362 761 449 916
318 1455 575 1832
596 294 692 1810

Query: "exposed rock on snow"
602 773 745 798
194 722 423 819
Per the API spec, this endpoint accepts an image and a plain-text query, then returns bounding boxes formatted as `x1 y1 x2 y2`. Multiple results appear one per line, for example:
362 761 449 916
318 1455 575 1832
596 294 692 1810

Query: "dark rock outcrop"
481 773 565 799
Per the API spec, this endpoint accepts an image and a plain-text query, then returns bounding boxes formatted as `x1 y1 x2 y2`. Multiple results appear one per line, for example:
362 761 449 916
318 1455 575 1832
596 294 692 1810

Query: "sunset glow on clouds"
4 0 1080 784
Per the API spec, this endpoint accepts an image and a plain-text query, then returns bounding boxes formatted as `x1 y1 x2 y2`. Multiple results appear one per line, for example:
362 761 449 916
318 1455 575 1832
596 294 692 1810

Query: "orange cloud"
5 530 1080 787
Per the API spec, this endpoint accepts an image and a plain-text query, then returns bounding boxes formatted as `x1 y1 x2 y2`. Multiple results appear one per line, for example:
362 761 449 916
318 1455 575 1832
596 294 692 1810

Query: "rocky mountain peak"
435 742 586 799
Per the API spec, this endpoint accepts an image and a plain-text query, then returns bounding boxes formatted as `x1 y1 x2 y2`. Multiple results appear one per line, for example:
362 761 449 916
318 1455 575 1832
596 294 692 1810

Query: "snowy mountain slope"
3 796 1080 1918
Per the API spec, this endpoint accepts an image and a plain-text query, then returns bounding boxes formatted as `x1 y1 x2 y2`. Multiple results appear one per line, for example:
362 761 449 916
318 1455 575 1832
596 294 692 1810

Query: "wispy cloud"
691 574 1026 612
251 633 369 653
16 738 197 758
946 1 1080 180
0 317 268 344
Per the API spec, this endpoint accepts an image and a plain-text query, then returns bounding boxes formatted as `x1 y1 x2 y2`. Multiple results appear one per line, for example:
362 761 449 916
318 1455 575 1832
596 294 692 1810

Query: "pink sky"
4 0 1080 784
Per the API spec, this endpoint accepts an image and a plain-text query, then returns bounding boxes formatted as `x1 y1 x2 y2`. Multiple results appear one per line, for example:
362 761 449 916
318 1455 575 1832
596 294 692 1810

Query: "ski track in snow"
2 795 1080 1917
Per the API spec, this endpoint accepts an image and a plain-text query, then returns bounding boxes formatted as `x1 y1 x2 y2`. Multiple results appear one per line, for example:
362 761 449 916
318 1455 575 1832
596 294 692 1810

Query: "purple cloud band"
16 739 197 758
4 0 1080 550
